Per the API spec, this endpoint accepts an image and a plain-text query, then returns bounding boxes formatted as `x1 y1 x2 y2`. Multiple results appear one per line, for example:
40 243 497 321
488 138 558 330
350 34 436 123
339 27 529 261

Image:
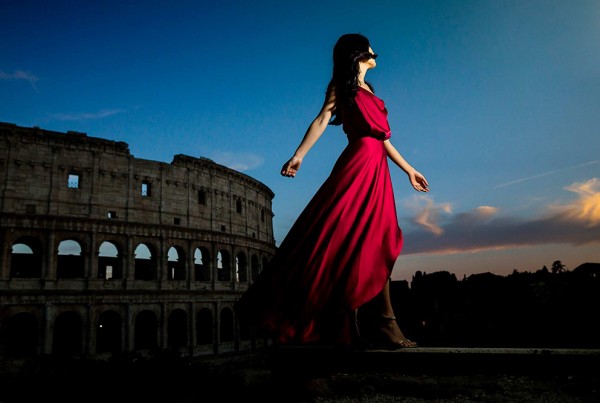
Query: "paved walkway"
250 346 600 402
1 348 599 402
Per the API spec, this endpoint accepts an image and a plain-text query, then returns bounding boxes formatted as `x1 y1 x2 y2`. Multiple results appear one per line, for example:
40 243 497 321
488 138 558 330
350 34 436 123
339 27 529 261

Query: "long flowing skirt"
235 136 403 345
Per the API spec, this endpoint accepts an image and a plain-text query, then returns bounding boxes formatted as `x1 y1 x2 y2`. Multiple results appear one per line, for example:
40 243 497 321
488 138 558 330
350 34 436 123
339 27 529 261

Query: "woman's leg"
358 279 417 348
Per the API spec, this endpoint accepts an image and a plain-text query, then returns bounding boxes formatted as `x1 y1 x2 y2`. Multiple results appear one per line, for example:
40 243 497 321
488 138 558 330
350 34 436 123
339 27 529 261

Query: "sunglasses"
359 52 378 61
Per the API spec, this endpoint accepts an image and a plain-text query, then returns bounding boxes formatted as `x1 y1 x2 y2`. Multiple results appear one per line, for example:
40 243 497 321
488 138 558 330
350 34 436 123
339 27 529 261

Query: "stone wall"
0 122 275 358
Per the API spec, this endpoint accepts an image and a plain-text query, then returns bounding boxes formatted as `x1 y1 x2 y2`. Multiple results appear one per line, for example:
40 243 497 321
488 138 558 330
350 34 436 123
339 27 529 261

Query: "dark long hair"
329 33 376 126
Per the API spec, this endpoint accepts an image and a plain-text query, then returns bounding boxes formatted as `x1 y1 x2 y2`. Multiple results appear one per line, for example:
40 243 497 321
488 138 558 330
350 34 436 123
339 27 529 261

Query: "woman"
235 33 429 349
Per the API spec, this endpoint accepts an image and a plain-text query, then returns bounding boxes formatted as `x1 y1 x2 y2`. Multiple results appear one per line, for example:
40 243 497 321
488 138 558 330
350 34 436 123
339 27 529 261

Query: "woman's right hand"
281 156 302 177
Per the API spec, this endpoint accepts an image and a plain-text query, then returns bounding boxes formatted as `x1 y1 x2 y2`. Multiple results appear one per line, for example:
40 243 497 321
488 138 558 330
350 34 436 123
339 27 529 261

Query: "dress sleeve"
354 91 392 140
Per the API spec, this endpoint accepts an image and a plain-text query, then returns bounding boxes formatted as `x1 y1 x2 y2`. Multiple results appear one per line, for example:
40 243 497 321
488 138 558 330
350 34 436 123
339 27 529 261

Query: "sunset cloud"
552 178 600 227
402 178 600 255
403 195 452 236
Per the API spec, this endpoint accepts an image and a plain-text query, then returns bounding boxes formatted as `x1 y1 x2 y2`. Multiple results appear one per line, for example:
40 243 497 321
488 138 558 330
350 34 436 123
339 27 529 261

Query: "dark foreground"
1 347 599 402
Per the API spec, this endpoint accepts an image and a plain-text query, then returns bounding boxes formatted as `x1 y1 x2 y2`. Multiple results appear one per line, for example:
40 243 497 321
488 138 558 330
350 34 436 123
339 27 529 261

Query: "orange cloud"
557 178 600 227
474 206 499 218
404 195 451 236
401 178 600 255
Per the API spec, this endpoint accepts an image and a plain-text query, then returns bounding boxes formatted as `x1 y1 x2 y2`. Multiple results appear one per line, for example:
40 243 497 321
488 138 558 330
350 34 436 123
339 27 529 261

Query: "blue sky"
2 0 599 281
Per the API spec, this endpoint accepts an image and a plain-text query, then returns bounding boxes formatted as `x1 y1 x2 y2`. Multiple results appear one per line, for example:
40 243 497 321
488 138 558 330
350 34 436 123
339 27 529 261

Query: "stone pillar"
229 245 235 288
159 302 166 350
89 233 98 281
187 240 193 289
214 301 220 354
159 236 167 284
125 236 134 283
83 303 92 356
211 243 218 290
206 246 213 284
189 302 196 355
42 303 55 355
44 232 56 283
0 229 9 281
125 304 133 352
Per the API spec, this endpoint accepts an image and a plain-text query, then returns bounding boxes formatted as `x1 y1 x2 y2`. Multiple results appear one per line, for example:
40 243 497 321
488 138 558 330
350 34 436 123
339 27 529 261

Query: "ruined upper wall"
0 122 274 244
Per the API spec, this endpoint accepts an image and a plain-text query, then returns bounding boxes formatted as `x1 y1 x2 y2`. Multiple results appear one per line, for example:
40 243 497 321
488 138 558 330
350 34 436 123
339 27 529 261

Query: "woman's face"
365 46 377 69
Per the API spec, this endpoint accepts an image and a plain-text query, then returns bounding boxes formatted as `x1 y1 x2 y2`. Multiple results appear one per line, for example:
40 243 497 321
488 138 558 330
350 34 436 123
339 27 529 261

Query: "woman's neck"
358 67 367 87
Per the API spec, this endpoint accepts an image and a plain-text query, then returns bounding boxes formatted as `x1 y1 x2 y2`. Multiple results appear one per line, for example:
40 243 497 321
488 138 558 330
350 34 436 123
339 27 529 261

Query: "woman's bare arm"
384 139 429 192
281 86 337 177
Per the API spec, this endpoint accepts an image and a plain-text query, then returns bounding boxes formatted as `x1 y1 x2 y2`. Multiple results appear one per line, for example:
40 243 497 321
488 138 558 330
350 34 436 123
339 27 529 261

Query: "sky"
2 0 599 282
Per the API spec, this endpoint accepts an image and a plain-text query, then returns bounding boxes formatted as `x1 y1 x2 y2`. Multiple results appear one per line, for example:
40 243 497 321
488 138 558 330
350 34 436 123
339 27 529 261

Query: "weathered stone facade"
0 122 275 358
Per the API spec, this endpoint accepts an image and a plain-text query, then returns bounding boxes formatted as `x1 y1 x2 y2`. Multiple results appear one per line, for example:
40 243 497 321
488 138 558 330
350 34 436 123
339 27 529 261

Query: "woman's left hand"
410 171 429 192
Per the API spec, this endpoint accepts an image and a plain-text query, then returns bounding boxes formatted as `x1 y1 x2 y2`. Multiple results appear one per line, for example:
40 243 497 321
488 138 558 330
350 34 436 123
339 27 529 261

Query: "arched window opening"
196 309 213 345
235 252 248 283
167 309 188 350
220 308 234 343
53 311 83 356
134 310 158 351
10 237 43 278
168 246 186 281
134 243 156 281
98 241 122 280
97 310 122 354
217 250 231 281
5 313 38 357
57 240 84 279
194 247 211 281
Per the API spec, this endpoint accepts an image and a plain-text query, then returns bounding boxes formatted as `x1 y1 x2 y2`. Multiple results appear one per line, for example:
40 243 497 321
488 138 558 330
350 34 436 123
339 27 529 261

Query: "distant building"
0 122 275 358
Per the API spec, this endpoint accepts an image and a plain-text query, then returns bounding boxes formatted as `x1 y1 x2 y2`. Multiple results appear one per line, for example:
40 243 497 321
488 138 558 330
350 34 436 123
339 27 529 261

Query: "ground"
1 349 599 403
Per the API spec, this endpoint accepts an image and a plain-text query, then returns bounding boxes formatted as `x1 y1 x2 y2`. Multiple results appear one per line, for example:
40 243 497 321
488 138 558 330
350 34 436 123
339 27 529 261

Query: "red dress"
235 87 403 345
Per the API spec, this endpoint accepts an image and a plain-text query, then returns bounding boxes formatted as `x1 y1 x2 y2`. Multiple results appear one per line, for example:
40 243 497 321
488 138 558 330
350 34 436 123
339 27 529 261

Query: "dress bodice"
342 87 392 141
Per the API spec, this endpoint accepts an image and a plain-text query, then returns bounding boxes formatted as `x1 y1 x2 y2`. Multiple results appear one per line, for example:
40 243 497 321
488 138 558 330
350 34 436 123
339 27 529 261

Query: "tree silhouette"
551 260 566 274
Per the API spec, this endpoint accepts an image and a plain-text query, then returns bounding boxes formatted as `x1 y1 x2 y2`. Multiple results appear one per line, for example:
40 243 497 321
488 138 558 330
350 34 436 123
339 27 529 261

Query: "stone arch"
196 308 213 345
134 310 158 351
5 312 39 357
98 241 122 280
10 236 43 278
134 243 157 281
219 307 234 343
96 310 122 354
53 311 83 356
57 239 85 279
194 246 211 281
167 308 188 349
217 250 231 281
235 251 248 283
167 245 186 281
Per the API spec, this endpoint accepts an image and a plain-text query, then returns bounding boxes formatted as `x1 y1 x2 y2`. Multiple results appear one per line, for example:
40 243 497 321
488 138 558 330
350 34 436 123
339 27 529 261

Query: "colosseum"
0 121 276 359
